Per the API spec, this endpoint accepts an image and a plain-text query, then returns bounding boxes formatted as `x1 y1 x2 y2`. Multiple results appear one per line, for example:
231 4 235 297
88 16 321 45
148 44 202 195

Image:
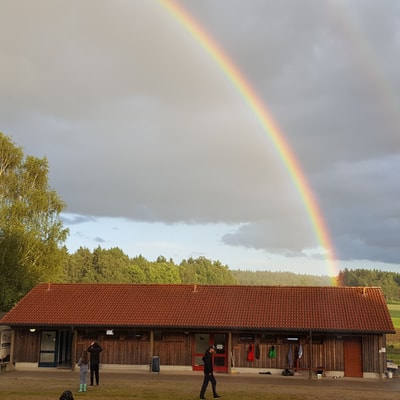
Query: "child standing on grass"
77 350 89 392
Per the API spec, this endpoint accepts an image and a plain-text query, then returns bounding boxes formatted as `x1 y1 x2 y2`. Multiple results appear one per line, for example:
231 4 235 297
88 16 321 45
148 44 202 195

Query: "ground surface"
0 368 399 400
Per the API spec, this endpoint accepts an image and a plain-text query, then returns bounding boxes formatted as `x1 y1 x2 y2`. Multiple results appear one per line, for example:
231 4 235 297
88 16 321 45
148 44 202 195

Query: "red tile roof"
0 284 395 334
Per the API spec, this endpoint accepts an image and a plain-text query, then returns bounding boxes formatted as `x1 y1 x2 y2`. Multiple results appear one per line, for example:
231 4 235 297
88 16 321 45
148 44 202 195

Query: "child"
77 350 89 392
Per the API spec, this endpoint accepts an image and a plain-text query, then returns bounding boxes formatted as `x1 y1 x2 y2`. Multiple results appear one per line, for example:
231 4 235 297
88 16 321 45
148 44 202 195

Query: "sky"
1 0 399 277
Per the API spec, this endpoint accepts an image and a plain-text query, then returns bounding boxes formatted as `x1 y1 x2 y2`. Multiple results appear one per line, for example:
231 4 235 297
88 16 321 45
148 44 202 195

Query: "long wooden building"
0 283 395 378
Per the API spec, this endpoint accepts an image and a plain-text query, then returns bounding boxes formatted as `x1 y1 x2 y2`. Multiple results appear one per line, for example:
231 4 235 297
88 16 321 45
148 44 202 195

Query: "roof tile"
0 284 395 334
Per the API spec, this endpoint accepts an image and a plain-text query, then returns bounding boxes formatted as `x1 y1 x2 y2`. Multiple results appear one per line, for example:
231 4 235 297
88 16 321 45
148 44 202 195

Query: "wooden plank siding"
10 328 385 376
230 334 342 371
12 329 40 363
75 331 192 366
361 334 385 373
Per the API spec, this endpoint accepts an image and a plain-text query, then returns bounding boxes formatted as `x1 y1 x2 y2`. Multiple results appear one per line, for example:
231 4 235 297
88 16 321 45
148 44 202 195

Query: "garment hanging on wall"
247 343 255 362
268 345 276 358
298 344 303 359
255 343 260 360
287 344 293 367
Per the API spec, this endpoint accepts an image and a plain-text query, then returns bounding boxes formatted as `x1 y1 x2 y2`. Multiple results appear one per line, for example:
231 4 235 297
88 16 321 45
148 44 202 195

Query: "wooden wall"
75 330 192 366
230 333 382 372
13 328 40 363
10 327 384 375
230 334 342 370
362 334 385 373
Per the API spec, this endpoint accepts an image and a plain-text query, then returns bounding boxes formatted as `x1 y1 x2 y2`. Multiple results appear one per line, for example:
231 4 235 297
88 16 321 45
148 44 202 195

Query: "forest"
1 131 399 312
63 247 400 301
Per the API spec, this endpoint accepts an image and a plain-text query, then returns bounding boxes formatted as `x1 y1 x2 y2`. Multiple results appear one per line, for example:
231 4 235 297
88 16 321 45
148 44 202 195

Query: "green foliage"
61 250 239 286
232 270 333 286
0 133 68 311
61 248 400 305
338 268 400 302
179 256 239 285
387 304 400 360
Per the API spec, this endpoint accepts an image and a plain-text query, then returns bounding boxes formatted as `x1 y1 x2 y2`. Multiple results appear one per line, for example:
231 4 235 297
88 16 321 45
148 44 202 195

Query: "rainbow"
159 0 338 280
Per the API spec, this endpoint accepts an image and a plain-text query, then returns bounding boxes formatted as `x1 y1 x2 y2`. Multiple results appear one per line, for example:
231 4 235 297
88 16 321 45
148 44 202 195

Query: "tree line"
1 132 399 312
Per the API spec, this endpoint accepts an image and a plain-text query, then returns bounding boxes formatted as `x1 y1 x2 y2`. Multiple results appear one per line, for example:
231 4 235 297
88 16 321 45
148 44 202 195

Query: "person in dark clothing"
199 346 221 400
59 390 74 400
87 341 102 386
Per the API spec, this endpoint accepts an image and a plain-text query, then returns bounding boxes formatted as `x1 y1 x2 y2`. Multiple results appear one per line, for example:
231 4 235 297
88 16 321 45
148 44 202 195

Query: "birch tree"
0 133 68 311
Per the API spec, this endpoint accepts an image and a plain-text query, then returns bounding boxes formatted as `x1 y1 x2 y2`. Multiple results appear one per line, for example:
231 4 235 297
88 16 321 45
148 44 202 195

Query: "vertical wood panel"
10 328 384 376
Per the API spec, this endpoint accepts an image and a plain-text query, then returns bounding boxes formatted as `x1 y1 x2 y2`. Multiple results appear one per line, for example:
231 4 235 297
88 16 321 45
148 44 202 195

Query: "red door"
193 333 228 372
343 336 363 377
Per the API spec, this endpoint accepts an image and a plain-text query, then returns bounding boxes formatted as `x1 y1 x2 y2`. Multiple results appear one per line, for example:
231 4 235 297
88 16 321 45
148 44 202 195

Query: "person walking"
77 350 89 392
87 341 102 386
199 346 221 400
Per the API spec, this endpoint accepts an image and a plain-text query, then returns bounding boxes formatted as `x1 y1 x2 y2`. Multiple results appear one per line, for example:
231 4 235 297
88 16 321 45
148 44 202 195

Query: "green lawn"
388 303 400 328
387 303 400 365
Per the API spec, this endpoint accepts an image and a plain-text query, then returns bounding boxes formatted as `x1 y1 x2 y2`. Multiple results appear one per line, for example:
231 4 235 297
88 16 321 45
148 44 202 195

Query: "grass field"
0 370 397 400
387 303 400 364
388 303 400 328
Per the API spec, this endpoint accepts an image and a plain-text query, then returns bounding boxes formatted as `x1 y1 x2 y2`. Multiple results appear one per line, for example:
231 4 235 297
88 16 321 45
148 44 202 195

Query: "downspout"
71 326 77 371
227 332 232 374
150 330 154 369
308 331 312 380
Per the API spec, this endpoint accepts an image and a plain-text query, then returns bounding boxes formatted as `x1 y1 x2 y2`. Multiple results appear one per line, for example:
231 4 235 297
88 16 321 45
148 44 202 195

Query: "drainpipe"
309 331 312 380
227 332 232 374
71 327 77 371
150 330 154 368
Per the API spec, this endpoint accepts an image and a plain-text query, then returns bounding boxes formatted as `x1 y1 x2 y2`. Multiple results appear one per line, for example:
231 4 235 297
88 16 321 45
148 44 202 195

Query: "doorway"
38 330 72 368
193 333 227 372
343 336 363 377
39 330 57 367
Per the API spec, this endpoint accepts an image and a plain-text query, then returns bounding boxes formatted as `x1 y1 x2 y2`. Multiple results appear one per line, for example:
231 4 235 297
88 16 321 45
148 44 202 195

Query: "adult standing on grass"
87 341 102 386
200 346 221 400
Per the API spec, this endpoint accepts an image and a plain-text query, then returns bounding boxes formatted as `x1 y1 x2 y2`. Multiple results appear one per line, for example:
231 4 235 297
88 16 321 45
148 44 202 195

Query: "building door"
193 333 228 372
39 330 57 367
343 336 363 377
57 330 72 368
39 330 73 368
213 333 227 372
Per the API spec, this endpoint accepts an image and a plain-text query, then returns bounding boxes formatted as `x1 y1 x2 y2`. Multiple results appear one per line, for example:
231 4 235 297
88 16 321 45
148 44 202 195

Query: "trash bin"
151 356 160 373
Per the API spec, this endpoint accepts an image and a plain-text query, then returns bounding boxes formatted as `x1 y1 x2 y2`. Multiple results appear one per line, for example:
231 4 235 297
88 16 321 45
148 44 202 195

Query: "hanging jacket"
247 343 255 362
255 343 260 360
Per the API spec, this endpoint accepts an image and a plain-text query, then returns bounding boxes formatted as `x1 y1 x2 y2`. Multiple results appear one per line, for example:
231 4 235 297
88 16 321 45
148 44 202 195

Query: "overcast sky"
1 0 399 276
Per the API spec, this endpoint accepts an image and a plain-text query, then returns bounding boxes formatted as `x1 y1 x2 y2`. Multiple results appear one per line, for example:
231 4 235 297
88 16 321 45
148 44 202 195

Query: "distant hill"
232 269 334 286
232 268 400 303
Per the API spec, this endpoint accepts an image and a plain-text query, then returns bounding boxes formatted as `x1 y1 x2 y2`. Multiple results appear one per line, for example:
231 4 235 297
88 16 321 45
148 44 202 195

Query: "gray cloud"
1 0 399 267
